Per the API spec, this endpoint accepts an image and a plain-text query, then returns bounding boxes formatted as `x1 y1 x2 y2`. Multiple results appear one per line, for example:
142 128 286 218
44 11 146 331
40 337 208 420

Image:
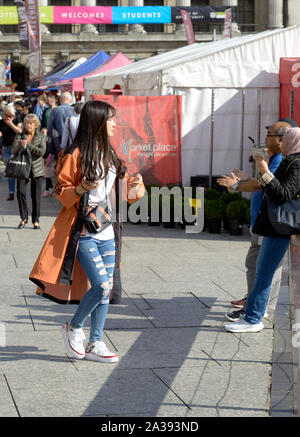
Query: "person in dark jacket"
12 113 46 229
0 105 23 200
225 127 300 333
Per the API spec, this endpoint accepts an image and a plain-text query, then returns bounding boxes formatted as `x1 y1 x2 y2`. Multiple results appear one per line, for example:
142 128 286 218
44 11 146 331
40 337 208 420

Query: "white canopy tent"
85 26 300 186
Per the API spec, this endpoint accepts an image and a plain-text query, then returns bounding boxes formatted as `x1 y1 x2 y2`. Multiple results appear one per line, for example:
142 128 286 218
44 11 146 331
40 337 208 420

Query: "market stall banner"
0 6 229 24
279 57 300 127
91 95 182 186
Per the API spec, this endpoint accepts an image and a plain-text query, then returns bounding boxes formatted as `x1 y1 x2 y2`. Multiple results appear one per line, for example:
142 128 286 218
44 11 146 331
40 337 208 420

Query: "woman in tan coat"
29 100 144 363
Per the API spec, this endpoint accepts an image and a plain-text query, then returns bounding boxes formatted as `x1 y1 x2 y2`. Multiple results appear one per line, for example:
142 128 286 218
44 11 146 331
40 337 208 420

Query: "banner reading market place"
91 95 182 186
0 5 229 25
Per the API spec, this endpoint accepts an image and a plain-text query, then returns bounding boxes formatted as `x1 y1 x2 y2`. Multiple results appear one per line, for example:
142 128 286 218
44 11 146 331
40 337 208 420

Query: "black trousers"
17 176 42 223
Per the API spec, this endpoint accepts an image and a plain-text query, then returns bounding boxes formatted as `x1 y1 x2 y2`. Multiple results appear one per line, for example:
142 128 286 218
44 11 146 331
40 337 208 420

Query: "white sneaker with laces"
85 341 119 363
224 318 264 333
61 322 86 359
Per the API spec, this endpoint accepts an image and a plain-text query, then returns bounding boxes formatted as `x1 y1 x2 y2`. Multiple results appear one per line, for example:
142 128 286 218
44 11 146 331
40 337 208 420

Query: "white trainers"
224 318 264 333
85 341 119 363
61 322 86 359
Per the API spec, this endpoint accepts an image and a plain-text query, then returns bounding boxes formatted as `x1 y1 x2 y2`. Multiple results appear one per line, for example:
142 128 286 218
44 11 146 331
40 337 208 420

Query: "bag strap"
286 158 300 173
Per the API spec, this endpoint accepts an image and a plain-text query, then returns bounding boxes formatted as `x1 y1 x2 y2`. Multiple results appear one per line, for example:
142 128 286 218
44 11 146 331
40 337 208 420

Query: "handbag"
80 178 115 234
266 158 300 236
5 147 32 179
266 194 300 236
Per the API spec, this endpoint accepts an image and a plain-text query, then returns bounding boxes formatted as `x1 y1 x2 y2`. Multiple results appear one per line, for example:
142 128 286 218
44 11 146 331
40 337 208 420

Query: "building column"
268 0 283 29
40 0 51 34
128 0 146 34
81 0 99 34
287 0 300 26
175 0 191 33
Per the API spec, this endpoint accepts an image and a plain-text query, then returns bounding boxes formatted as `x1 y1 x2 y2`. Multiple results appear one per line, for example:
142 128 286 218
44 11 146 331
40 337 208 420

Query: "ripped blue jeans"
70 237 115 343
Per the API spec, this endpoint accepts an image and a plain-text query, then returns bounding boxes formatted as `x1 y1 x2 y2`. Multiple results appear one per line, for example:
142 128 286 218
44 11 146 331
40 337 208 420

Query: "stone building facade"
0 0 298 91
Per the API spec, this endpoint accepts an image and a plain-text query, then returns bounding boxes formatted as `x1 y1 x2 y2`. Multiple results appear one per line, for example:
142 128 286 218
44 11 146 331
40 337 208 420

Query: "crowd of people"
0 91 78 228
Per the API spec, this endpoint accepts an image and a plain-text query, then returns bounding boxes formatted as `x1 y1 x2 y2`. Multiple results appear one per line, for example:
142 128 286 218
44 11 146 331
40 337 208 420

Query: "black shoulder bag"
266 158 300 236
5 146 32 180
80 178 115 234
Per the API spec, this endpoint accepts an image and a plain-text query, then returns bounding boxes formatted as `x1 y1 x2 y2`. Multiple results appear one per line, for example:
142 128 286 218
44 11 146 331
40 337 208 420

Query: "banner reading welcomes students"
1 5 229 25
91 95 182 186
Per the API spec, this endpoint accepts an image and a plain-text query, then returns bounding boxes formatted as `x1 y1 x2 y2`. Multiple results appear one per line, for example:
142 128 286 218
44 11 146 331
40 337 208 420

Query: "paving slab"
154 362 270 416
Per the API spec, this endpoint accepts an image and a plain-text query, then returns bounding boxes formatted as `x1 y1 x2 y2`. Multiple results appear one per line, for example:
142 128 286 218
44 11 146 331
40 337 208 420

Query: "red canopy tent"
279 57 300 126
59 52 133 93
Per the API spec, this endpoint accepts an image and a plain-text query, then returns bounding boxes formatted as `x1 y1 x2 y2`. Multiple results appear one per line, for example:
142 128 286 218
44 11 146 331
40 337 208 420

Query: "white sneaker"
61 322 86 359
224 318 264 333
85 341 119 363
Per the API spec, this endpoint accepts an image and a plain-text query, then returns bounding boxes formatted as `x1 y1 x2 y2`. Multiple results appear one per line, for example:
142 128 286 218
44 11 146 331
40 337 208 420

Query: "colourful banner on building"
14 1 29 49
180 9 195 45
91 95 182 186
26 0 41 52
112 7 171 24
53 6 111 25
0 6 229 25
171 6 227 23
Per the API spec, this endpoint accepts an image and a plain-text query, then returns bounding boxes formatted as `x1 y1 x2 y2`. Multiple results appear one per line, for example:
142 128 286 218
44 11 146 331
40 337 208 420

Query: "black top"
0 114 23 147
253 153 300 238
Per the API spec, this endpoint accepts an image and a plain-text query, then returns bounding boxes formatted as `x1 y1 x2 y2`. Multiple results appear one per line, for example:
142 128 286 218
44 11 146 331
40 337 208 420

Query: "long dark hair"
64 100 123 181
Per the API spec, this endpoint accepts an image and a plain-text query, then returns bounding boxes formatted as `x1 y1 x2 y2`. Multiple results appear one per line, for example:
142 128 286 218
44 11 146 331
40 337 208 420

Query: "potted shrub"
225 200 246 235
204 188 221 200
220 192 242 230
204 199 226 234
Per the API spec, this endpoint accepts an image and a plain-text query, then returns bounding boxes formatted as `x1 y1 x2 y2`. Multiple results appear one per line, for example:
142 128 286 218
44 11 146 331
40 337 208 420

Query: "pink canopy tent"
59 52 133 92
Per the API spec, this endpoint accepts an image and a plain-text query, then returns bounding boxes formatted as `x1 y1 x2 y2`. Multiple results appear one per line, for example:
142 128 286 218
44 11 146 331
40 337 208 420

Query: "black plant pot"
207 219 221 234
223 217 230 230
229 219 243 235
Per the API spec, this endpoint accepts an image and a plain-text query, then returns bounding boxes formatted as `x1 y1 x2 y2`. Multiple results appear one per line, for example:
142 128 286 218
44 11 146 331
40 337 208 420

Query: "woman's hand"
75 177 100 196
253 154 269 175
128 173 143 188
80 177 100 191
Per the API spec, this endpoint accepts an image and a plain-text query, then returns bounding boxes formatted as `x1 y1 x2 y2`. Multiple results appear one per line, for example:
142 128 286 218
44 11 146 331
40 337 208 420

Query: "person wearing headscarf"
225 127 300 333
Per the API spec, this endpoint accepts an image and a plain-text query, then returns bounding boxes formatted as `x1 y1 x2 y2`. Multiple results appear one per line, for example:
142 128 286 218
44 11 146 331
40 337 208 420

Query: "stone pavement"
0 165 295 418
